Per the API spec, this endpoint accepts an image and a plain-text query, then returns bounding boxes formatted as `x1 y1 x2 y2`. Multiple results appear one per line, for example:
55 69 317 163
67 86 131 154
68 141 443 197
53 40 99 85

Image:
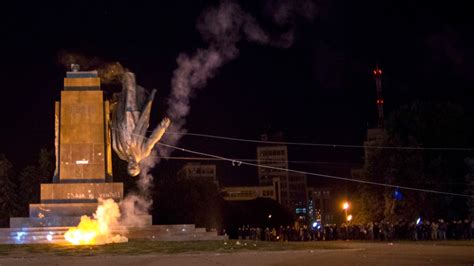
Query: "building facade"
221 178 280 202
256 141 307 214
307 187 335 225
289 172 308 216
178 163 218 185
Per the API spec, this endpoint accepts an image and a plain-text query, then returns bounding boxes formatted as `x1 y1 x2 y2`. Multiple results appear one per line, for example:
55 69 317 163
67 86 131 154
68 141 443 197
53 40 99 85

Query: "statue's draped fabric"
111 72 170 176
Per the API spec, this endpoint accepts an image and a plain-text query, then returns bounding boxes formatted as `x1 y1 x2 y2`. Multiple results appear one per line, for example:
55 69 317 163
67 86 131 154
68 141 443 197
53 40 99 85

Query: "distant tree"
355 102 473 222
0 154 21 227
38 148 54 183
15 148 55 211
17 165 39 216
353 133 423 223
154 177 224 230
465 158 474 220
390 102 472 220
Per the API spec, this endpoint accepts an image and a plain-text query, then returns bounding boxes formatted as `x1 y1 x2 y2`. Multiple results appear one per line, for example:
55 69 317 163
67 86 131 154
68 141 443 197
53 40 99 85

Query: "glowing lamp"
342 202 349 210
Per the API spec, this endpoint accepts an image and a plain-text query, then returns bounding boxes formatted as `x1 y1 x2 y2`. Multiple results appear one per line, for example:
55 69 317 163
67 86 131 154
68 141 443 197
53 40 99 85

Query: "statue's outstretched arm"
143 118 171 158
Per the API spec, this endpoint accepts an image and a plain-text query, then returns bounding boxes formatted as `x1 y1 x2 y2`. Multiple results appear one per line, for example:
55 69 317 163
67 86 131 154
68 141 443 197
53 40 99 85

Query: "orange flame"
64 198 128 245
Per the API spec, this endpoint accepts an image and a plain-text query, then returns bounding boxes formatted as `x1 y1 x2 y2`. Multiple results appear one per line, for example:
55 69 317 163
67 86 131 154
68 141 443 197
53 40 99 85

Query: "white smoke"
118 143 158 228
115 0 316 229
159 0 316 157
119 193 153 228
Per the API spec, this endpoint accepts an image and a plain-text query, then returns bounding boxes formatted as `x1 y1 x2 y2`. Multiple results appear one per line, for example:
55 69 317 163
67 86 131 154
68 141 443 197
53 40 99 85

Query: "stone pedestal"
10 70 133 228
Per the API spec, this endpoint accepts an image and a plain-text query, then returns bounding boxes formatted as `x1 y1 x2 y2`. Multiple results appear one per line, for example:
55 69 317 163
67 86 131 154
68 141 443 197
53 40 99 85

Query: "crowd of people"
235 219 474 241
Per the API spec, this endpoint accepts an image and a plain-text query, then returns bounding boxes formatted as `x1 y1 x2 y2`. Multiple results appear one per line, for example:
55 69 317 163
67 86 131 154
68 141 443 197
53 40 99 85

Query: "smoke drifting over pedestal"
57 51 126 84
160 0 316 157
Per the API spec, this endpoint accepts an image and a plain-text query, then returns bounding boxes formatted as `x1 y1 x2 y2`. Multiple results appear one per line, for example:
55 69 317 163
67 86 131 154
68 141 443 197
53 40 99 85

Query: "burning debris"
65 198 128 245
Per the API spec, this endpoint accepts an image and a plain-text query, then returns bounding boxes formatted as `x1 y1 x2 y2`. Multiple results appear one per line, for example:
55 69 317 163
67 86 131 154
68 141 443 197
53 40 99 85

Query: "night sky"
1 0 473 186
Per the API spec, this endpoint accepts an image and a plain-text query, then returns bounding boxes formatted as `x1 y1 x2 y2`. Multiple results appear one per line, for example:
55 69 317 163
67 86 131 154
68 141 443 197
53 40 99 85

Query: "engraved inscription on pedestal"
41 183 123 202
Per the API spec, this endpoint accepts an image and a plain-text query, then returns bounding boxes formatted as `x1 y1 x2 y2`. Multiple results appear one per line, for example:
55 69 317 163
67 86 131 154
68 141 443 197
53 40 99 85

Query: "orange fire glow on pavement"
64 198 128 245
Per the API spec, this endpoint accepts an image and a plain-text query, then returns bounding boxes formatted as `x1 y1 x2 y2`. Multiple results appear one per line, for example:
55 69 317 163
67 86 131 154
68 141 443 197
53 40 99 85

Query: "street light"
342 201 349 221
347 214 353 222
342 202 349 210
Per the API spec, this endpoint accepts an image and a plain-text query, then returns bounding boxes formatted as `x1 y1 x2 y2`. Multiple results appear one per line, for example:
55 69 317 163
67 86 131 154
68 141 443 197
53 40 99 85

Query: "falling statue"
111 72 171 176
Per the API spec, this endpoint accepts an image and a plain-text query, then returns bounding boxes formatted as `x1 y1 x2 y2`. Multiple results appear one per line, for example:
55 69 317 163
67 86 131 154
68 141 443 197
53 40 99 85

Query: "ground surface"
0 240 473 265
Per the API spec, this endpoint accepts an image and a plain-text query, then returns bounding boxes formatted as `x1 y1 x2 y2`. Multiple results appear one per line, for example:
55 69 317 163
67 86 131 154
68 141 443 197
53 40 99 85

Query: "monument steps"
0 225 225 244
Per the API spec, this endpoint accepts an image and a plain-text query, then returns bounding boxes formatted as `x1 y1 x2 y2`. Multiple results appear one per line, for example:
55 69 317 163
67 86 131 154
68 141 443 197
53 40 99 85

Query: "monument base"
0 224 226 244
29 203 99 218
10 215 153 228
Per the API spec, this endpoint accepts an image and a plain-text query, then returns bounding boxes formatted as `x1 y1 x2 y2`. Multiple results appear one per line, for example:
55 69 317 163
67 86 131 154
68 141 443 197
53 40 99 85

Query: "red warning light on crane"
373 67 383 76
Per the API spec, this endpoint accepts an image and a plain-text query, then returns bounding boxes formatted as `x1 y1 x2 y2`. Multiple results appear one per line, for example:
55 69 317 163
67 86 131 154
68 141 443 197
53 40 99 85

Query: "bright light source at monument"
347 214 353 222
416 217 421 225
268 214 272 219
16 231 26 242
312 222 318 228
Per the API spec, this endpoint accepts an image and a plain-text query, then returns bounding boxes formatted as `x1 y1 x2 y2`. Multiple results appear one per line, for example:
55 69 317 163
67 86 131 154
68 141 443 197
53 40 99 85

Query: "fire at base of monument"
65 198 128 245
64 191 153 245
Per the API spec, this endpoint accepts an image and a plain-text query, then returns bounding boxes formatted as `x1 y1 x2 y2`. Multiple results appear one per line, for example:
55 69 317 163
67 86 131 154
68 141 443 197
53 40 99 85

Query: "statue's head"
127 160 141 176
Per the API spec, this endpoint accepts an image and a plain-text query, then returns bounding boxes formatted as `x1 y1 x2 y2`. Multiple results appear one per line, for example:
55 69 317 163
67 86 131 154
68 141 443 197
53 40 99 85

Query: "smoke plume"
159 0 315 157
57 51 125 84
119 193 153 228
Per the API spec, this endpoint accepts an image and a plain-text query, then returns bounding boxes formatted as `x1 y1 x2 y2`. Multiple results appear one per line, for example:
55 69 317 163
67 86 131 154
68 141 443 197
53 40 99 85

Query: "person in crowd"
431 221 438 240
438 219 447 240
